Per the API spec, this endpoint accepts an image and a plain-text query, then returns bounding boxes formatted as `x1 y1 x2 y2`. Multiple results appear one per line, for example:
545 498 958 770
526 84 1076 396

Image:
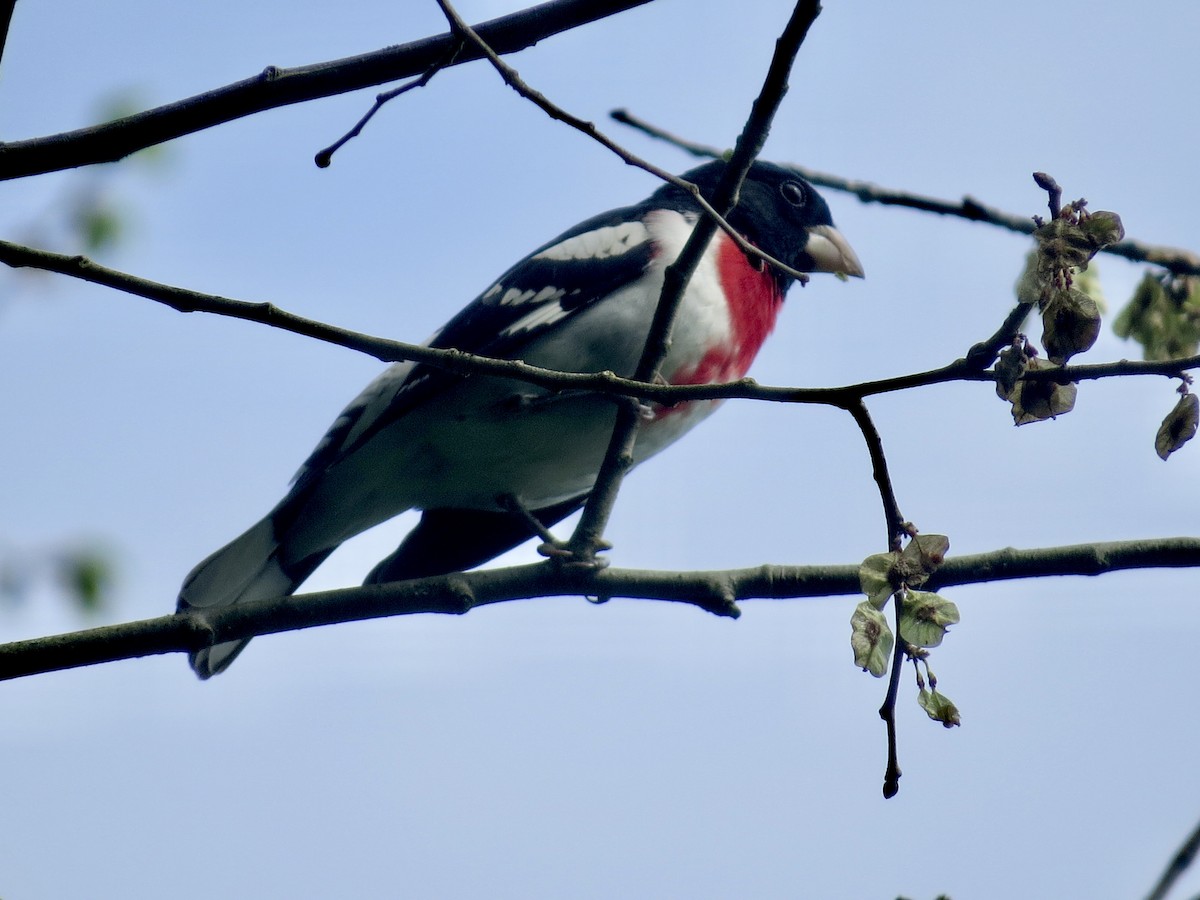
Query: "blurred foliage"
1113 272 1200 361
1 92 150 614
1071 259 1108 315
72 197 125 254
57 547 114 612
0 541 117 616
3 89 169 292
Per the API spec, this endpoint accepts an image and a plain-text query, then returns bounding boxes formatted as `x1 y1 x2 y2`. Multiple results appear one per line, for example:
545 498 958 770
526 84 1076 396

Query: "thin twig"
843 397 908 797
965 299 1037 368
314 40 465 168
433 0 811 284
1146 815 1200 900
879 598 907 798
0 537 1196 682
1033 171 1064 221
566 0 824 561
0 0 17 81
843 400 906 550
611 109 724 159
0 0 656 180
610 108 1200 278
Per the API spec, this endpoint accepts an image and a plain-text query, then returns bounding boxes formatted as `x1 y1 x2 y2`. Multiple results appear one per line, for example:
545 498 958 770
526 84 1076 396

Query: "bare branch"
927 538 1200 589
610 108 725 159
611 108 1200 278
314 40 466 168
840 396 908 797
4 238 1199 417
879 595 906 799
1146 814 1200 900
0 538 1197 683
432 0 810 283
0 0 16 80
0 237 444 363
569 0 825 562
0 0 656 180
0 237 852 402
965 300 1038 368
843 400 906 551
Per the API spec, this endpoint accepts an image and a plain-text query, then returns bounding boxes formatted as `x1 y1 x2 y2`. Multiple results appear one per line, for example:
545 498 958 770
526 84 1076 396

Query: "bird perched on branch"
178 159 863 677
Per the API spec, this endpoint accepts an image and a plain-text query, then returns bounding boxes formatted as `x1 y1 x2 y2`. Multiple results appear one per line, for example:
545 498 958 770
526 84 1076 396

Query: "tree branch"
313 39 466 168
840 396 908 796
880 593 907 798
0 538 1196 682
843 400 906 550
1146 814 1200 900
0 0 655 180
5 238 1199 415
432 0 811 284
569 0 824 561
0 0 16 81
610 108 1200 278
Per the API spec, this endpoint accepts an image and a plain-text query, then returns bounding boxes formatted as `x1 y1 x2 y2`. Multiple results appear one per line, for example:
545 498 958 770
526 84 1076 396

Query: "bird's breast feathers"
518 208 782 385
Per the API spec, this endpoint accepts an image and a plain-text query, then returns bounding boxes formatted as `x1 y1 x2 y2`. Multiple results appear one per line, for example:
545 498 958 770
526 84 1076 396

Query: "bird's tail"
177 517 327 678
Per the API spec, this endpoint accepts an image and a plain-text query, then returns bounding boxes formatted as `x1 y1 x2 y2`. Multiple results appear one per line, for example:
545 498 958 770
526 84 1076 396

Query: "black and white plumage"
178 160 864 677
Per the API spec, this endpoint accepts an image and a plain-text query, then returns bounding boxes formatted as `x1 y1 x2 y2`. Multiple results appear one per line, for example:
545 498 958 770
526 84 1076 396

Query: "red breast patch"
671 234 784 387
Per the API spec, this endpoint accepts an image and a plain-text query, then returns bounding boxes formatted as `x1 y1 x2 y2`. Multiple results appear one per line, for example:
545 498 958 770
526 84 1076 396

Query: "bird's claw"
537 539 612 571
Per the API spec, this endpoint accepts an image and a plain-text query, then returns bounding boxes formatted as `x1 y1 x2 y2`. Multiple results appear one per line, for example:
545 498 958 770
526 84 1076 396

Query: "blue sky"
3 2 1200 898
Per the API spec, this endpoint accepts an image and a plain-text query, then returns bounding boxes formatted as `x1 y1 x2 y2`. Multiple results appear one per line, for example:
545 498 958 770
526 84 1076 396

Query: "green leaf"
917 688 962 728
1078 210 1125 251
858 552 897 609
898 590 960 648
1033 217 1095 271
1042 286 1101 364
994 343 1030 400
1156 392 1200 460
897 534 950 587
1034 211 1125 272
1008 358 1077 425
850 601 894 677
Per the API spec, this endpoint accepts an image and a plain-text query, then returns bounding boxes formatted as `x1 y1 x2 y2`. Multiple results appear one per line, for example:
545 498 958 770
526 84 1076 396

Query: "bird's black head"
655 160 864 285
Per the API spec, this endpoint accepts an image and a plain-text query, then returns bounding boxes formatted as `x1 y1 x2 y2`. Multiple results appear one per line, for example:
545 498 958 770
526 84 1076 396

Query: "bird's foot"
537 537 612 571
497 493 610 570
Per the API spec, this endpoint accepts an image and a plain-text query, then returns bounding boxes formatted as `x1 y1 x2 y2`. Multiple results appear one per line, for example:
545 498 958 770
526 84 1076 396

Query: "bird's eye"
780 181 807 206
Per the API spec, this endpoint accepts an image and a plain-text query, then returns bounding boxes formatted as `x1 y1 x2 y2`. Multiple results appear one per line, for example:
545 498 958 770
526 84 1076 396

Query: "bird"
178 159 864 677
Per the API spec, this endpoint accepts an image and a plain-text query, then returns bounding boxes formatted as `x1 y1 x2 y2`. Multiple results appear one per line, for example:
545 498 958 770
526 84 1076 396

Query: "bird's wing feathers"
289 206 656 492
428 208 654 356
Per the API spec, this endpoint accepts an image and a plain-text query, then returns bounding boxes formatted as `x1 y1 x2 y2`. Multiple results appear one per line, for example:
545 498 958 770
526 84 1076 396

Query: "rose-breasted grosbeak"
179 159 863 677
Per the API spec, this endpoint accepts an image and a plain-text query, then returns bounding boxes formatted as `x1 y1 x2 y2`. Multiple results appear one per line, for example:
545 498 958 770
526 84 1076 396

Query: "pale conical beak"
803 224 865 279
